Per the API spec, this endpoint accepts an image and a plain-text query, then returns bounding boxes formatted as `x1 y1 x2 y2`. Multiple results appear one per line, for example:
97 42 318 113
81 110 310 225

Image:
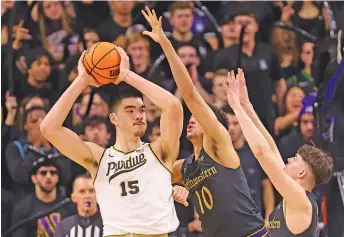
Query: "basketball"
83 42 121 85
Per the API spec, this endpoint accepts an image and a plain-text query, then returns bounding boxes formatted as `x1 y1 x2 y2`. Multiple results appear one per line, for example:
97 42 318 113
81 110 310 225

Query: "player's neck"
172 30 193 43
192 140 203 160
114 134 142 153
232 136 245 150
35 187 57 203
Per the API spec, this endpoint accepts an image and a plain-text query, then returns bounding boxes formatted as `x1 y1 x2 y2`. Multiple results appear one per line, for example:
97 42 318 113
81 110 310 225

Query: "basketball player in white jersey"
40 47 186 236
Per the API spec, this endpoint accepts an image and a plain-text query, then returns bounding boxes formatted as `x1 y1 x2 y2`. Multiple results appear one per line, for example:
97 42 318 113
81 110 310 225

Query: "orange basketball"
83 42 121 85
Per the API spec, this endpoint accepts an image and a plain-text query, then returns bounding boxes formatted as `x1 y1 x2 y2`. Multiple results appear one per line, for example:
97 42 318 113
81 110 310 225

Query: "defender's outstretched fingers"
141 10 152 25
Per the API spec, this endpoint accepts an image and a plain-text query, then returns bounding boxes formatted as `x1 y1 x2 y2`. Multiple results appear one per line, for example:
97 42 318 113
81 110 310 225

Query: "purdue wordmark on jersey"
94 143 179 236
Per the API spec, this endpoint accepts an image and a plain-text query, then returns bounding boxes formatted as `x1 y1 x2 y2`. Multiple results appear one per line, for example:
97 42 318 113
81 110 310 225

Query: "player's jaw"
132 120 147 137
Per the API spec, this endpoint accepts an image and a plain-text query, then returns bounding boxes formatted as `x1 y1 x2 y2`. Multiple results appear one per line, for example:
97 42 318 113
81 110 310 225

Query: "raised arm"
115 47 183 167
142 7 232 149
40 52 104 175
238 69 285 169
223 70 310 209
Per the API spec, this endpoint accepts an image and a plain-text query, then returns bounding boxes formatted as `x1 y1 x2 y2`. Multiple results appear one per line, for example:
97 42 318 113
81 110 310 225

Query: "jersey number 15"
120 180 139 196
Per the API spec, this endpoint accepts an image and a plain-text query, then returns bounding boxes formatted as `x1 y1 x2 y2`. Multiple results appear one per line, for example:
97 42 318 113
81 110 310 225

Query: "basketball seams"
90 46 117 74
90 42 102 67
87 65 120 80
91 49 121 70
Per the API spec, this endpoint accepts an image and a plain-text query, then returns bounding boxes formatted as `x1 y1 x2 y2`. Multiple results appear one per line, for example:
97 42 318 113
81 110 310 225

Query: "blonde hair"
37 1 72 50
272 28 299 67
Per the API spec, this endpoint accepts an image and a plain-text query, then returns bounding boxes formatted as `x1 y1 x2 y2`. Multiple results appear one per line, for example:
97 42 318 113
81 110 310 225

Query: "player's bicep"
172 159 184 184
41 126 102 171
257 153 309 209
159 100 183 162
184 88 229 142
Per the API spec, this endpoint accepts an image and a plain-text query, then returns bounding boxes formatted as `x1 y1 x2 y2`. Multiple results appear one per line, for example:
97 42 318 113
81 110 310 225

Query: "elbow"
167 98 183 116
252 144 271 160
40 118 54 138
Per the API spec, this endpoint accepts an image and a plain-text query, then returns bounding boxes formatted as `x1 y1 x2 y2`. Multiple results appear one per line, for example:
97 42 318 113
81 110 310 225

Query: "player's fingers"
145 6 153 18
152 9 158 22
183 201 189 207
158 16 162 29
78 50 86 64
141 10 152 25
142 31 155 40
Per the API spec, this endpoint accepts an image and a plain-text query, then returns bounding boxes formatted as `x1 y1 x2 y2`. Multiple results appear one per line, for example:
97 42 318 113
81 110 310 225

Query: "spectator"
146 119 161 143
282 1 330 39
278 99 315 160
222 105 275 228
2 92 18 190
81 116 111 148
271 27 299 79
97 1 135 42
168 2 207 58
274 86 305 137
78 28 100 52
72 91 110 129
287 41 317 94
32 1 78 64
218 14 239 49
10 158 75 237
54 174 102 237
5 106 71 200
214 11 287 133
126 32 165 86
13 47 55 103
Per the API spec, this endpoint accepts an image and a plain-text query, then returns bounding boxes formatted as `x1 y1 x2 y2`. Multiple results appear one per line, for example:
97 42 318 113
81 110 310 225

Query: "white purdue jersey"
93 142 179 236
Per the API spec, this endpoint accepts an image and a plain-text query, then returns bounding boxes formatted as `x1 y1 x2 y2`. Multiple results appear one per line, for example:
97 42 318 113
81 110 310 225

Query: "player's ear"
109 113 118 125
297 169 307 178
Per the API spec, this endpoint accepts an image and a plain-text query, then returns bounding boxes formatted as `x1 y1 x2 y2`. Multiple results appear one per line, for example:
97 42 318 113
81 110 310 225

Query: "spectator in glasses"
10 158 75 237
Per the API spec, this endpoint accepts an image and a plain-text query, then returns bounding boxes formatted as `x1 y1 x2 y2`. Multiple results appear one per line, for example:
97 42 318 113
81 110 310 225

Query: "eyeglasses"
39 170 58 176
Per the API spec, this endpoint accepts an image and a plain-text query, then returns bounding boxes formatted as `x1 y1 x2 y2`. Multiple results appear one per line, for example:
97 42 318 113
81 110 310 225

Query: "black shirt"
214 42 282 132
269 192 319 237
54 211 103 237
181 149 264 237
96 18 127 42
11 193 76 237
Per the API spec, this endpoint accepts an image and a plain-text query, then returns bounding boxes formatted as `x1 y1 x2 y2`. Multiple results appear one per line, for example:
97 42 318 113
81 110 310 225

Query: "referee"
54 174 102 237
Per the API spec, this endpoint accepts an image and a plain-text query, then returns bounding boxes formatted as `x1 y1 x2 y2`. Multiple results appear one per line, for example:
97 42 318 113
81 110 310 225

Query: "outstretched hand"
221 70 241 109
141 6 167 43
237 68 250 106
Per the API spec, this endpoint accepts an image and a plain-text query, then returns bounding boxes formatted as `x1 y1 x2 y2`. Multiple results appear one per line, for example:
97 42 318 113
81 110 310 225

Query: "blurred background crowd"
1 1 344 237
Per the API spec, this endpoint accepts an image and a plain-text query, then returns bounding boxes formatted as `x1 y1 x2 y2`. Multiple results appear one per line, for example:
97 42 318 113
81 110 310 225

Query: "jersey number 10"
120 180 139 196
195 185 214 214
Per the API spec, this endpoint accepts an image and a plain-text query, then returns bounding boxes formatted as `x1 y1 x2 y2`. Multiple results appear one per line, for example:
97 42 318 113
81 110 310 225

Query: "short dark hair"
232 9 256 20
82 116 110 133
31 157 59 175
208 104 229 130
297 144 334 185
72 172 92 191
23 106 47 124
169 2 194 15
111 85 143 112
221 104 234 116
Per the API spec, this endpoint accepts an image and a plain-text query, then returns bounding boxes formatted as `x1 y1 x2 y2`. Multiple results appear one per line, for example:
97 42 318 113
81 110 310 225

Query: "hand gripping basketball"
82 42 122 85
78 51 101 87
113 46 130 85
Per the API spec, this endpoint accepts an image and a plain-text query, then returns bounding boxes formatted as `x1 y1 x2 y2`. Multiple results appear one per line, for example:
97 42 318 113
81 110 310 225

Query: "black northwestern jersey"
181 149 265 237
269 192 318 237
